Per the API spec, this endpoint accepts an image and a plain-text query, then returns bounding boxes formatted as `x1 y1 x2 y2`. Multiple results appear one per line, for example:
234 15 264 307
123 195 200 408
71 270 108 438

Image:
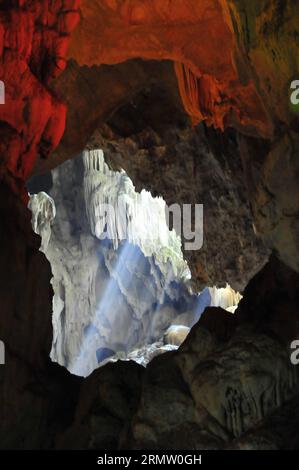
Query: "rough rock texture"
56 256 299 450
37 59 180 172
65 0 299 137
29 153 214 377
1 0 294 285
1 0 299 452
0 1 80 195
82 149 189 280
29 152 243 376
228 393 299 450
28 191 56 251
125 330 297 449
33 0 299 282
32 0 298 174
224 0 299 133
0 183 81 449
66 0 271 136
240 131 299 276
56 360 144 450
86 106 268 291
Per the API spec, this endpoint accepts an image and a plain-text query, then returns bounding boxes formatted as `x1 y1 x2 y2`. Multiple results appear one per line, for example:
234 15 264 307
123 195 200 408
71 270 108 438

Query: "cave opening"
25 76 263 379
27 147 241 377
2 1 299 452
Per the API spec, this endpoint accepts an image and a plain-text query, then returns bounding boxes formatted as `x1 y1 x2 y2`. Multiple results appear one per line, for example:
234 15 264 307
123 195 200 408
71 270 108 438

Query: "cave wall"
0 1 82 444
0 0 299 451
28 153 207 377
66 0 271 136
0 183 81 448
86 97 269 291
1 1 299 189
1 1 298 280
32 0 299 283
240 131 299 275
0 0 80 194
57 256 299 450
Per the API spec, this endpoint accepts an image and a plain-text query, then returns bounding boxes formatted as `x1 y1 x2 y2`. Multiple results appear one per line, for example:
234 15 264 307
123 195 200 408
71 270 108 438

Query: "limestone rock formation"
32 0 298 284
28 192 56 251
164 325 190 346
209 284 242 310
0 183 82 449
82 149 189 280
29 149 244 377
1 0 299 453
28 153 213 376
66 0 271 137
0 0 80 194
87 117 269 291
125 322 298 449
56 257 299 450
241 131 299 275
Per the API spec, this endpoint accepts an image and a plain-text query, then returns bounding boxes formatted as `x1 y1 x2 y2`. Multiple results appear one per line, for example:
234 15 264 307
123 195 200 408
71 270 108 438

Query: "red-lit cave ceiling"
1 0 299 285
0 0 80 193
1 1 299 451
67 0 271 135
2 0 299 195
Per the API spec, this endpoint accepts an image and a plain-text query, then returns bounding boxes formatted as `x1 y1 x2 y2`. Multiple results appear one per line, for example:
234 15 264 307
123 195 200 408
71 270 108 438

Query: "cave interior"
1 0 299 451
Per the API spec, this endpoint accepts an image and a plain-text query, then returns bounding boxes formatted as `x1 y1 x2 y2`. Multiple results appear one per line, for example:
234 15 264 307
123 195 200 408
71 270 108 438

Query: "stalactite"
175 62 203 126
174 62 226 129
83 149 190 281
28 153 242 378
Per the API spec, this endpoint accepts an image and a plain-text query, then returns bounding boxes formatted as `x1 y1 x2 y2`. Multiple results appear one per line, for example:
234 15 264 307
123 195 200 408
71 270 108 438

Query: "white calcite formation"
28 192 56 252
209 284 242 313
164 325 190 346
28 153 197 376
83 149 190 281
28 151 242 377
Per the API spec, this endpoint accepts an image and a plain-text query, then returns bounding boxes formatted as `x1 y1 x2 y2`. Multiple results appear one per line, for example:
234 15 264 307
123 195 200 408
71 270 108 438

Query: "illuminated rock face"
2 0 299 450
67 0 270 136
0 1 80 194
164 325 190 346
83 149 189 281
57 259 299 450
36 0 299 279
29 151 243 377
89 116 269 291
1 1 299 190
41 0 298 175
66 0 299 138
28 192 56 252
209 284 242 311
29 153 209 376
1 1 298 280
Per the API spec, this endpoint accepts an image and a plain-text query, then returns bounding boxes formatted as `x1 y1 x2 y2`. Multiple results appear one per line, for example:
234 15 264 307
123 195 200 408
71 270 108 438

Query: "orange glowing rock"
67 0 272 138
0 1 80 196
1 0 298 193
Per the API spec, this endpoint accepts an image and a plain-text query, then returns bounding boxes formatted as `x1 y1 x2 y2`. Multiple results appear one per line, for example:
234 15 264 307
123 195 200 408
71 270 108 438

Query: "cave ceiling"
0 1 298 281
1 0 299 452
